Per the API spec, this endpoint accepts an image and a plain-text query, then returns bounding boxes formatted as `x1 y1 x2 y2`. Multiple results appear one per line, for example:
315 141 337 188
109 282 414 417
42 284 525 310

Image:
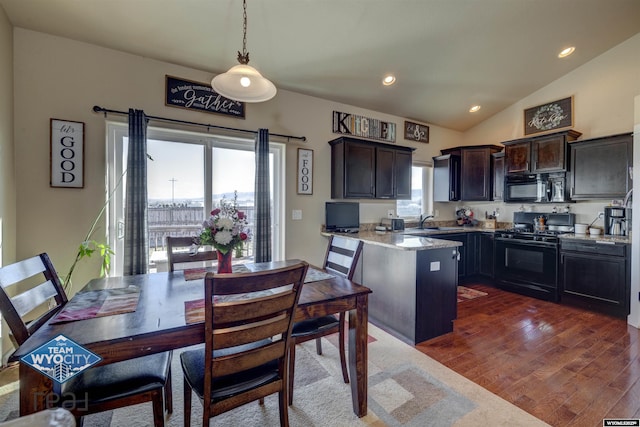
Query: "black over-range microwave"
504 172 569 203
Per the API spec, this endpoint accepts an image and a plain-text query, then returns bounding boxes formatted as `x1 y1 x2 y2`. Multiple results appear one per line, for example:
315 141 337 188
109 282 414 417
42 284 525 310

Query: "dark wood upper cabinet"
329 136 414 200
460 146 502 201
492 152 505 201
569 133 633 200
433 154 461 201
504 130 581 174
504 141 531 174
435 145 502 202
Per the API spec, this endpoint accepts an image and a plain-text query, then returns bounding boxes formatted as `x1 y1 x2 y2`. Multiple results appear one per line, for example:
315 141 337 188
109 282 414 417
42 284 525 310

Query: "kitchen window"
106 123 285 275
397 163 433 218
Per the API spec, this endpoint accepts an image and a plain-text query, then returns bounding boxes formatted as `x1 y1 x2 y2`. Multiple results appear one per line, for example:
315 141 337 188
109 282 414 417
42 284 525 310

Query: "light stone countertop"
321 230 463 251
559 233 631 244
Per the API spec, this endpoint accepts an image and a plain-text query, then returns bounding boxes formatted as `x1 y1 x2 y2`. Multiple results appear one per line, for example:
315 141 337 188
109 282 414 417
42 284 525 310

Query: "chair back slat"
202 261 308 404
0 253 68 347
212 341 285 377
323 236 364 280
213 315 291 350
166 236 217 272
209 268 306 295
11 280 59 318
213 291 296 325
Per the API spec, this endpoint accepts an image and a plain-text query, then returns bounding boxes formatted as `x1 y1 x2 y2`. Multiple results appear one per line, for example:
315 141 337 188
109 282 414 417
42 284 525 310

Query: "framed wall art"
165 75 245 118
404 121 429 143
297 148 313 195
524 96 573 136
50 118 84 188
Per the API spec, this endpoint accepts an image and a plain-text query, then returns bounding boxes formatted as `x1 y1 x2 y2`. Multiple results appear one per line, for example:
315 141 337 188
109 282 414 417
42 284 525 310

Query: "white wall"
0 3 15 361
0 4 14 267
11 28 462 294
629 95 640 328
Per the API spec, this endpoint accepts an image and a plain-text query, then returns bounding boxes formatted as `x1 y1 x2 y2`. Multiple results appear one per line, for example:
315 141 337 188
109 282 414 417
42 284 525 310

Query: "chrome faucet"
419 214 434 229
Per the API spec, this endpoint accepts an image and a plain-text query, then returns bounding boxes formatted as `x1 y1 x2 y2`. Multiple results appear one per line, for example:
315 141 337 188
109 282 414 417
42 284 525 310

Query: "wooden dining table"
10 259 372 418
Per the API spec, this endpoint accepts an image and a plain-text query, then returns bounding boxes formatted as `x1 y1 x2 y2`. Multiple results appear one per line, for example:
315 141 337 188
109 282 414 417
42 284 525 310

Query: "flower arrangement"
196 191 251 255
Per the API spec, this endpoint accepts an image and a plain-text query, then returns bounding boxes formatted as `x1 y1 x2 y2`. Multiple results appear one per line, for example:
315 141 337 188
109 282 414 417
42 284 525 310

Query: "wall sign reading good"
404 121 429 143
165 75 245 118
297 148 313 195
524 96 573 136
332 110 396 143
50 119 84 188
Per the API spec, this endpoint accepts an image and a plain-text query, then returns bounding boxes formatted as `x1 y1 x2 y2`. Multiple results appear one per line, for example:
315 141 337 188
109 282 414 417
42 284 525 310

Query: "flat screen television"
325 202 360 232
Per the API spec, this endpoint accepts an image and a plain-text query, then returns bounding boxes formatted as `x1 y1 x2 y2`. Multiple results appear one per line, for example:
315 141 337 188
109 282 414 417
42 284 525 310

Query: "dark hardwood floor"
415 283 640 427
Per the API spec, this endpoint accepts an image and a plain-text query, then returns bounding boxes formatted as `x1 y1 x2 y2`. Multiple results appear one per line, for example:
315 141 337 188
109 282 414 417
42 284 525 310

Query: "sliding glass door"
106 123 285 275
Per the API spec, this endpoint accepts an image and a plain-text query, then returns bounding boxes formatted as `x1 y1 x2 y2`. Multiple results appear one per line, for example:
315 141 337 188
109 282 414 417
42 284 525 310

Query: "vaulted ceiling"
2 0 639 131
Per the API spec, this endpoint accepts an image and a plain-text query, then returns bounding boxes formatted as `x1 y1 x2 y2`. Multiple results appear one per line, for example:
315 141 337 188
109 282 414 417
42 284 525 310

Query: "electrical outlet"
434 209 439 218
292 209 302 220
387 209 395 218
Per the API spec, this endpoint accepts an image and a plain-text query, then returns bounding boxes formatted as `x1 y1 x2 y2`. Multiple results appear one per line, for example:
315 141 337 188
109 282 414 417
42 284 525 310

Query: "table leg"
19 363 51 416
348 294 368 417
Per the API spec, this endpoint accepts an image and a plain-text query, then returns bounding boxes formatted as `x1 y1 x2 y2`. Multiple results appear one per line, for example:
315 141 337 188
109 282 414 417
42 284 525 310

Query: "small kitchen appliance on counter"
604 206 630 236
380 218 405 231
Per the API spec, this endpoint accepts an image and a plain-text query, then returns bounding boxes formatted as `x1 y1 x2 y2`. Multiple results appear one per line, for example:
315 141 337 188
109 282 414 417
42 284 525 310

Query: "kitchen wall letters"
524 96 573 136
50 118 84 188
297 148 313 194
332 110 396 143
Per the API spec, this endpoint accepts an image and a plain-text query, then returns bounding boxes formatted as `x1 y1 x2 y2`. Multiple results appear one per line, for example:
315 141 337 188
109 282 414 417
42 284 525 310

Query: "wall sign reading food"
165 75 245 118
50 118 84 188
332 110 396 143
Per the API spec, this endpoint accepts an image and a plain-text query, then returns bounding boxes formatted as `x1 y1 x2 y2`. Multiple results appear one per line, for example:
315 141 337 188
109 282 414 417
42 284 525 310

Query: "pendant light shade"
211 0 277 103
212 64 276 103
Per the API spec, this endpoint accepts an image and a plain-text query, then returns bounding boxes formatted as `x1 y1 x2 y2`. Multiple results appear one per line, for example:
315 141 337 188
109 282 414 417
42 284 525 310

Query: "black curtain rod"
92 105 306 142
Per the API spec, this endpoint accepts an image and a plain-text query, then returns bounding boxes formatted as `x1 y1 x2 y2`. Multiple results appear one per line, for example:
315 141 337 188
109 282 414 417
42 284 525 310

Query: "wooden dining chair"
288 235 363 405
0 253 173 427
180 261 309 427
166 236 217 272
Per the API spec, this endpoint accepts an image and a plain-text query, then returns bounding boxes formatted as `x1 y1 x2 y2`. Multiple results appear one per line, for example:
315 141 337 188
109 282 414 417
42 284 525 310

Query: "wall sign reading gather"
50 118 84 188
165 75 245 118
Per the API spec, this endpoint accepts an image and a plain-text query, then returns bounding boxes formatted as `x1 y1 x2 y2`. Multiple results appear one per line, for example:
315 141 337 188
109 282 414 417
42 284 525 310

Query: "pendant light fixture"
211 0 277 103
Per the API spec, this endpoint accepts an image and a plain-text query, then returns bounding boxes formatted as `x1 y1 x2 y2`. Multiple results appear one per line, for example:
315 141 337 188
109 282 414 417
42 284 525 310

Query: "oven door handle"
495 237 558 249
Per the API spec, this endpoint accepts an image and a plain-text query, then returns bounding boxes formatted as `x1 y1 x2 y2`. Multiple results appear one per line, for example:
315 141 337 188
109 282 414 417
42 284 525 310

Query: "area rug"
0 323 547 427
457 286 488 303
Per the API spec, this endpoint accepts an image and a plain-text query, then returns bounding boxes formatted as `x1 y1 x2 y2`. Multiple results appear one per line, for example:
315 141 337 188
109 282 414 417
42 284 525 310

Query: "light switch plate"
292 209 302 220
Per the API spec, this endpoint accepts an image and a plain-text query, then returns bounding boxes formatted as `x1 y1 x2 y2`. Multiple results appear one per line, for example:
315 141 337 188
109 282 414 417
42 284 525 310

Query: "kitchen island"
322 230 462 344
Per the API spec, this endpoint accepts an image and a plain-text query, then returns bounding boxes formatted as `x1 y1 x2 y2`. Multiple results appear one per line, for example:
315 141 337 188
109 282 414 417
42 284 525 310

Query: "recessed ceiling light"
469 105 481 113
558 47 575 58
382 75 396 86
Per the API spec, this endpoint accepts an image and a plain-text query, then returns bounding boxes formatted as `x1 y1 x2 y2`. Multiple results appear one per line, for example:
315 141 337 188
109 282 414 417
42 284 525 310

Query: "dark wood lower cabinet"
477 233 494 278
559 240 630 318
433 233 467 278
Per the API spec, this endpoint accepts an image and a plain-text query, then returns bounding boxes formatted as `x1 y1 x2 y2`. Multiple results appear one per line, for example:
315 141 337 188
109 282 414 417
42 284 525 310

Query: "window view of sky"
146 139 255 201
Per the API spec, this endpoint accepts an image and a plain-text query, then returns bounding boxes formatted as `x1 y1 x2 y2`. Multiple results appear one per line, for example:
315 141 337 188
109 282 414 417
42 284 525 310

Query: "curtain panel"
254 129 272 262
123 109 149 275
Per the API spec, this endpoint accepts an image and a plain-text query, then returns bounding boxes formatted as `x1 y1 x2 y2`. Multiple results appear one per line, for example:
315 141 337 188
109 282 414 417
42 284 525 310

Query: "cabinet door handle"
525 161 529 171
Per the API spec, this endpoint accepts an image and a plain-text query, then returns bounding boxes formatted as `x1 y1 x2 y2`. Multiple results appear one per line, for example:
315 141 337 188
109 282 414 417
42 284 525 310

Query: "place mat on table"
183 267 336 325
50 286 140 324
